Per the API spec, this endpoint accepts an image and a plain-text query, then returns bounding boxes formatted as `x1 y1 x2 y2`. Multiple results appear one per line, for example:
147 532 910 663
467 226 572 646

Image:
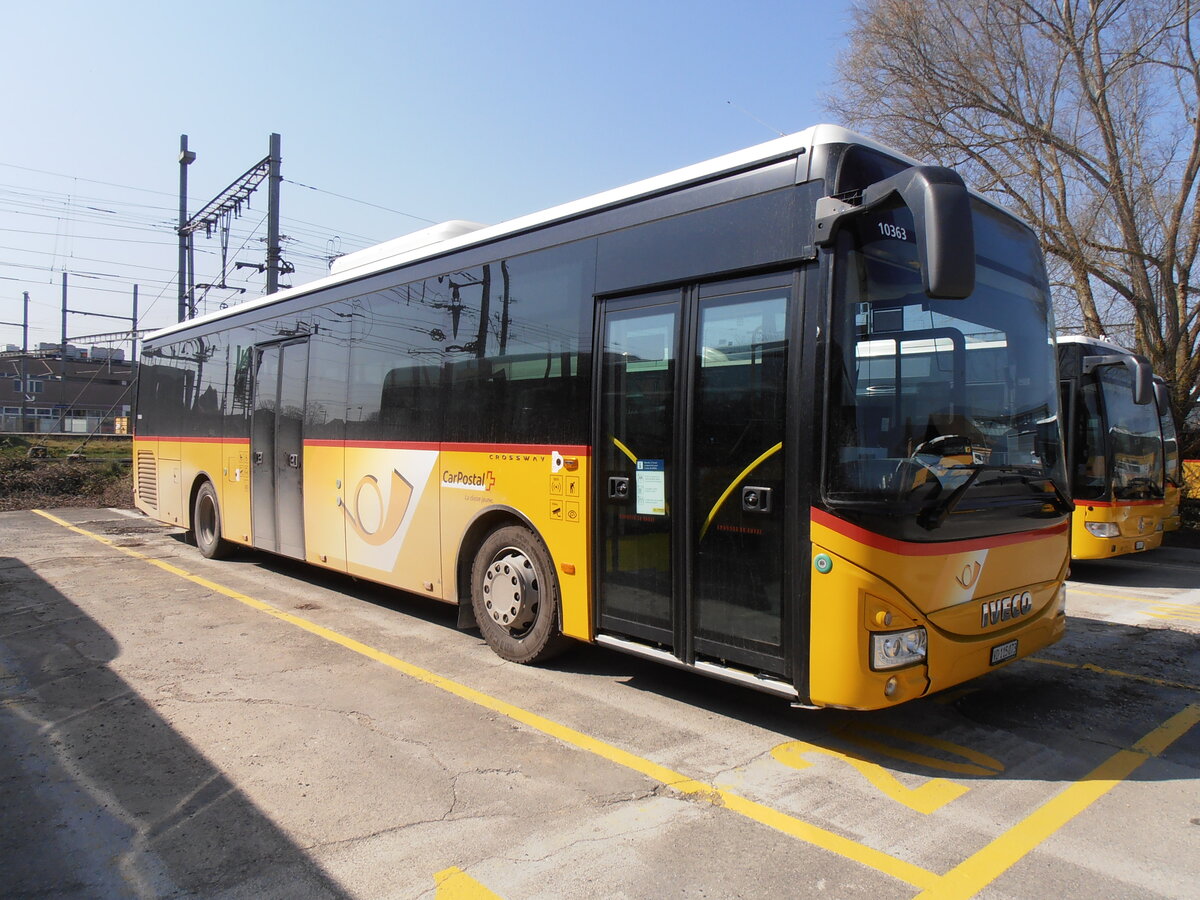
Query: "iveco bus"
135 125 1071 709
1057 335 1164 559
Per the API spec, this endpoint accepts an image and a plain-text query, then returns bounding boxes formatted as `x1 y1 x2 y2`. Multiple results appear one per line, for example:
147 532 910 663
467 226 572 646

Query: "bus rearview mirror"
861 166 975 300
816 165 976 301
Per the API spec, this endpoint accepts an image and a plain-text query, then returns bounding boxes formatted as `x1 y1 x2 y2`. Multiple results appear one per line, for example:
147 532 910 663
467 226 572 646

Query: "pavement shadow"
1068 545 1200 590
569 613 1200 789
0 556 351 899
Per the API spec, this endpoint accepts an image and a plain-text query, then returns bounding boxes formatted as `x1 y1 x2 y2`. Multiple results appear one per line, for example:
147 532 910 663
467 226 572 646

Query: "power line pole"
0 293 31 429
61 274 68 432
21 291 28 431
131 285 139 366
179 133 286 310
178 135 196 323
266 132 282 295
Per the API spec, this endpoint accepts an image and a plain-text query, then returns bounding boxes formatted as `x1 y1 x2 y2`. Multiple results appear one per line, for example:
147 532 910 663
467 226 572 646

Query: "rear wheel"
193 480 231 559
471 525 569 663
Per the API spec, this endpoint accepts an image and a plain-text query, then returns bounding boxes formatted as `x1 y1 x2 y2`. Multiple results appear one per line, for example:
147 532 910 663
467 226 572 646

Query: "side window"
225 327 256 438
349 286 445 443
443 241 594 444
190 334 225 438
305 305 351 441
1072 382 1106 500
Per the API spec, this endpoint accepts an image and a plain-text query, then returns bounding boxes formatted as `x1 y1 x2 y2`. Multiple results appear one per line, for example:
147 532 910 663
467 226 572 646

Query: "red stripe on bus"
441 442 591 455
134 435 248 444
132 436 590 455
302 440 591 455
810 507 1067 556
305 439 441 450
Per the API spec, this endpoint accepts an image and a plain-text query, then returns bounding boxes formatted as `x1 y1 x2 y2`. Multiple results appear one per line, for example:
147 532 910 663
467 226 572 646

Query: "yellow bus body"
809 509 1067 710
1070 500 1165 559
134 436 596 641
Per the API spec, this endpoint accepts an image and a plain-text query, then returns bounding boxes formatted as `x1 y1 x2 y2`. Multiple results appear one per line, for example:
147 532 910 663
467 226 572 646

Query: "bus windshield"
1097 366 1164 500
825 200 1067 538
1161 402 1181 487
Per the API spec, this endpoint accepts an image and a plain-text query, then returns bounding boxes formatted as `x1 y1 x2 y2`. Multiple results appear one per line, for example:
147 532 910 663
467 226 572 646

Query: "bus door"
596 276 792 676
251 339 309 559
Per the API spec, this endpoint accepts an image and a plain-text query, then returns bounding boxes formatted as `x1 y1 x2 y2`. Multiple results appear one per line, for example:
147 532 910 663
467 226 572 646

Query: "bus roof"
147 124 913 343
1056 334 1138 356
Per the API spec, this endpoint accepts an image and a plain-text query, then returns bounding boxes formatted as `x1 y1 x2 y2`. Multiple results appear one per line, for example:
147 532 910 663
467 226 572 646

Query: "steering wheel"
911 434 973 459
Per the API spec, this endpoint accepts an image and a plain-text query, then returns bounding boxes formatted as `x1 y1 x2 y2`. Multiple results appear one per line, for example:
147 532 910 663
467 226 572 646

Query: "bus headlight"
1084 521 1120 538
871 627 927 670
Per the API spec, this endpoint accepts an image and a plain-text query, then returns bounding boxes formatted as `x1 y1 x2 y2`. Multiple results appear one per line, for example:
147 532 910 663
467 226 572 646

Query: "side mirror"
861 167 975 299
1081 353 1154 405
816 165 975 300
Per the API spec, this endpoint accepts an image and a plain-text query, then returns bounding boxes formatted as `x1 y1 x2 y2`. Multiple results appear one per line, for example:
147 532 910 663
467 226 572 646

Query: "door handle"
608 476 630 500
742 485 772 513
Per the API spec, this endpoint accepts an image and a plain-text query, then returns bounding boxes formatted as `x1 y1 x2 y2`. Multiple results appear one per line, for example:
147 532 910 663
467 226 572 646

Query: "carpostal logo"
442 469 496 491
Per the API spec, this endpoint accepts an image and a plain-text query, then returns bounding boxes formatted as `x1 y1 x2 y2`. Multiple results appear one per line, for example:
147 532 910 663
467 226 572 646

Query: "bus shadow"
161 531 464 631
562 616 1200 788
0 556 351 899
1068 545 1200 590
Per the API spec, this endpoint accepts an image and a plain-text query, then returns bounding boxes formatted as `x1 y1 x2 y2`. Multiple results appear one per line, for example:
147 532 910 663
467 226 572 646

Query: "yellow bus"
1057 336 1164 558
134 125 1071 710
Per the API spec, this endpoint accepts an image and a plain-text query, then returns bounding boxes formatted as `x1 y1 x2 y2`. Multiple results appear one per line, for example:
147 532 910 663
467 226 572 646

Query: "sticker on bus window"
636 459 667 516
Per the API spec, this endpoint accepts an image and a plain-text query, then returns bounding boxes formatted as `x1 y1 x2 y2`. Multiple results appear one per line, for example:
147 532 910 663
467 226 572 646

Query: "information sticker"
636 459 666 516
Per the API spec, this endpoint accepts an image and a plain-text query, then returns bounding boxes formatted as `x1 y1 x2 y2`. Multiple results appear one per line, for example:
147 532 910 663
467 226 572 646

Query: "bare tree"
827 0 1200 448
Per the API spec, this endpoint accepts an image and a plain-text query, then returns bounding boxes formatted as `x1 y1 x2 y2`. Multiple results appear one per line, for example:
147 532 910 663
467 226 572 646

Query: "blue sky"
1 1 853 349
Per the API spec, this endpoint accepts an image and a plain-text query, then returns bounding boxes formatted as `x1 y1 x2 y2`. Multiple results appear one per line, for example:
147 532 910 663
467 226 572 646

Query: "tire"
471 525 569 664
193 480 232 560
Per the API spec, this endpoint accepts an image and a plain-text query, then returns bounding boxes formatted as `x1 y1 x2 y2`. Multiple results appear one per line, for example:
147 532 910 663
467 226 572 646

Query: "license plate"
990 639 1018 666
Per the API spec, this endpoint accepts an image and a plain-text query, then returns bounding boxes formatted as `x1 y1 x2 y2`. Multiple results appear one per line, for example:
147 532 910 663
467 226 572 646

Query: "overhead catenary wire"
0 159 445 346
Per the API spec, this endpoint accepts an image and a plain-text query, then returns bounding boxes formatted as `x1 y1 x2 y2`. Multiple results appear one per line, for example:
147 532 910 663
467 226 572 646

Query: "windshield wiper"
916 463 1072 531
917 467 982 530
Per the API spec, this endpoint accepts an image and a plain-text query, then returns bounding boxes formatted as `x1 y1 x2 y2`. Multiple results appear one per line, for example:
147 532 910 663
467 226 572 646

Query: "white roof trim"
1056 334 1137 355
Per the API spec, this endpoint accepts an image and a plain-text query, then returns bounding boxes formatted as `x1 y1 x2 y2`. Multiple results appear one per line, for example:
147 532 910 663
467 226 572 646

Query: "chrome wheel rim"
482 547 539 635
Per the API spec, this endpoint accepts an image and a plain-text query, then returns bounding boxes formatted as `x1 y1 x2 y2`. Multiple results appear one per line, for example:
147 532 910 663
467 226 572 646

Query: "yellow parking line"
1028 657 1200 693
910 703 1200 900
1067 587 1173 603
32 510 938 891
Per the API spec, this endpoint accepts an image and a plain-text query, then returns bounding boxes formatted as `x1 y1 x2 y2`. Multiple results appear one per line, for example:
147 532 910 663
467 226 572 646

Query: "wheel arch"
186 471 220 536
454 505 558 630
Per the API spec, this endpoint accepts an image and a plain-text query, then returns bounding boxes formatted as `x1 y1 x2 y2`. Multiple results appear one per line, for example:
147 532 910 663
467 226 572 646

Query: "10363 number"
877 222 909 240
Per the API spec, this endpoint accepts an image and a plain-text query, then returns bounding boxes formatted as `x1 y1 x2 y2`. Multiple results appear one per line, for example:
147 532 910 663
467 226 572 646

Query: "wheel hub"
482 548 538 633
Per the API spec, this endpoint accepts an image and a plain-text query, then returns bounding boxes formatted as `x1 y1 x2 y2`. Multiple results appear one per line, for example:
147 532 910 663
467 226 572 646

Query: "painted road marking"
1028 656 1200 693
30 510 1200 899
772 739 970 814
434 867 504 899
911 703 1200 900
841 723 1005 777
1068 587 1179 603
30 510 937 890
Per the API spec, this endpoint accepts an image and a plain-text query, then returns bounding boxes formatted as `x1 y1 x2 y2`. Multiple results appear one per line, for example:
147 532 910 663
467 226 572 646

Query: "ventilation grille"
136 450 157 508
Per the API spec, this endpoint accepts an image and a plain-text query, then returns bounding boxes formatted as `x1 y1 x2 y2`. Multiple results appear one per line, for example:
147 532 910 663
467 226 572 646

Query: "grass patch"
0 457 133 511
0 434 132 460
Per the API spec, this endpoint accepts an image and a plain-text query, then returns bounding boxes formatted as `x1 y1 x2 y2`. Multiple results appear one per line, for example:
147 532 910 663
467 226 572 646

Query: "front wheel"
471 525 569 664
193 480 232 559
